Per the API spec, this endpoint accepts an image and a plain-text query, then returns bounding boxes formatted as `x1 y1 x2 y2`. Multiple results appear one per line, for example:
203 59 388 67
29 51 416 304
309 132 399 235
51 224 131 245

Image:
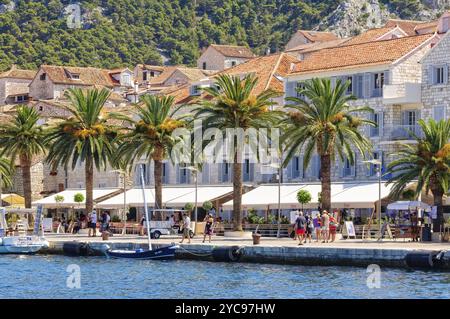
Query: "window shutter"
365 153 372 177
363 73 371 98
250 163 255 182
202 163 210 184
339 159 345 178
285 81 296 98
433 106 446 121
444 64 449 85
352 153 357 177
429 66 435 85
379 112 384 137
383 70 390 86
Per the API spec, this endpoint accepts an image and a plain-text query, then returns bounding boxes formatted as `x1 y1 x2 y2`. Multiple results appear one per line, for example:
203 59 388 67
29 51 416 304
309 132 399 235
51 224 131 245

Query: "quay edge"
38 240 450 270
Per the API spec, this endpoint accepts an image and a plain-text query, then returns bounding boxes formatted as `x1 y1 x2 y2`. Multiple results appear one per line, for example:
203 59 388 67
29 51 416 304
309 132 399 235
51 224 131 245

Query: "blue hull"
106 245 177 260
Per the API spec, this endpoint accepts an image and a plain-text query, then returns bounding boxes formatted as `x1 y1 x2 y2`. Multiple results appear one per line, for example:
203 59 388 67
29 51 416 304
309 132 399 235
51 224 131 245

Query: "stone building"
197 44 255 71
285 30 338 51
0 65 36 106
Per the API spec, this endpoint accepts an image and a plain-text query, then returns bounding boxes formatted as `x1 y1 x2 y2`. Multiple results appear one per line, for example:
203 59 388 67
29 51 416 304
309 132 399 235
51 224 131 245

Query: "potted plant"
54 195 64 203
297 189 312 211
202 201 213 212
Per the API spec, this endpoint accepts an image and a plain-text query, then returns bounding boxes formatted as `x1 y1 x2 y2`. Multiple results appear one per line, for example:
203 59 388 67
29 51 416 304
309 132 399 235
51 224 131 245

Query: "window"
71 73 80 80
346 76 353 95
370 112 381 137
40 73 46 81
231 61 236 67
190 85 201 96
39 105 44 111
374 73 384 89
433 105 446 121
296 82 306 99
342 155 356 178
143 71 148 81
369 152 382 177
202 62 207 70
436 66 445 84
98 182 107 188
150 71 155 77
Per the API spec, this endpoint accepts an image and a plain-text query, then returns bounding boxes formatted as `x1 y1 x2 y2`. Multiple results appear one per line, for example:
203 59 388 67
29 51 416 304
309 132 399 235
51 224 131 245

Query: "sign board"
42 218 53 232
342 221 356 238
33 205 43 235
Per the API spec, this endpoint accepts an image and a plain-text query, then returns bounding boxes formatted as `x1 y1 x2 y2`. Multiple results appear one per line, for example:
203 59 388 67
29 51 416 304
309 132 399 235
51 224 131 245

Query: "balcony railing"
387 124 423 140
383 83 421 105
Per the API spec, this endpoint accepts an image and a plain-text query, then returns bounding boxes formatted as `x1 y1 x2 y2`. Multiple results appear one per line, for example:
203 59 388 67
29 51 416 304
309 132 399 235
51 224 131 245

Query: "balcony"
383 83 421 105
386 125 423 141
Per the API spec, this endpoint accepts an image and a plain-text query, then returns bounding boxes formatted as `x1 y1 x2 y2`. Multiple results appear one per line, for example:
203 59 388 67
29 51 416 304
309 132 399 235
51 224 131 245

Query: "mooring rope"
176 245 213 257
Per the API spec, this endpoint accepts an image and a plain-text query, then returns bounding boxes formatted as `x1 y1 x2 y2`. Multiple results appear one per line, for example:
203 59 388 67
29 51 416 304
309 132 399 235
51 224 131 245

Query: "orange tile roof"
210 44 255 58
384 19 438 35
344 27 397 45
0 66 37 79
39 65 117 87
295 30 339 43
291 34 434 75
164 53 297 105
286 38 351 53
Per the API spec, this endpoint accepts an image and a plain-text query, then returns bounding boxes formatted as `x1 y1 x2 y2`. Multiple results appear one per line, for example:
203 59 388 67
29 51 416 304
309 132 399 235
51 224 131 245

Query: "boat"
106 164 178 260
0 207 49 255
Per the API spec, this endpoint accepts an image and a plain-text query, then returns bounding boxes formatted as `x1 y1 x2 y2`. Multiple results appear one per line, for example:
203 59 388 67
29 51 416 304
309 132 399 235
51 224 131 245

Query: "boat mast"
139 164 152 251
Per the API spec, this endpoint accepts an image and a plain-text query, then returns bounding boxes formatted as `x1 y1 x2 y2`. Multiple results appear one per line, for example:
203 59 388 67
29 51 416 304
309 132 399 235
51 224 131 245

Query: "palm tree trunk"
85 157 94 215
320 154 331 213
154 159 163 219
20 154 32 209
431 188 444 233
232 161 243 231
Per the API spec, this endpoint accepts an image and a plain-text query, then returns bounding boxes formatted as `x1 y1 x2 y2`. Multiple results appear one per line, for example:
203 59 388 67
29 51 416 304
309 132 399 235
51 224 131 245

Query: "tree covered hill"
0 0 446 71
0 0 339 71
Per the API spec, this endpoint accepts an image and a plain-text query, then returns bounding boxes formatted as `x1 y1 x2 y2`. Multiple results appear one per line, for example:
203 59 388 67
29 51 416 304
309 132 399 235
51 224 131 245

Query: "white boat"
0 207 49 255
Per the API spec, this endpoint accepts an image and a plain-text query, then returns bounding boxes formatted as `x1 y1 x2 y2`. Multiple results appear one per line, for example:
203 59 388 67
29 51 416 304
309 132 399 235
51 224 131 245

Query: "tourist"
294 211 306 246
329 213 338 243
304 213 314 244
202 213 214 243
179 213 191 244
139 215 146 236
321 210 330 243
88 210 97 237
292 211 299 240
313 213 322 242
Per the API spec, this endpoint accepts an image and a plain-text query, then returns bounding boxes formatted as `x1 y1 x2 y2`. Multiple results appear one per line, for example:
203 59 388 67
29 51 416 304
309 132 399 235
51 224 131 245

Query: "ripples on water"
0 255 448 299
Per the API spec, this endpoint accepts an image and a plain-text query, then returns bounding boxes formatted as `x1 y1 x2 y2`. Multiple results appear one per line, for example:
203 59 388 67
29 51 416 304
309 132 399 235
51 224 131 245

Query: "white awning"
95 186 234 209
32 189 120 208
387 201 431 211
222 182 394 210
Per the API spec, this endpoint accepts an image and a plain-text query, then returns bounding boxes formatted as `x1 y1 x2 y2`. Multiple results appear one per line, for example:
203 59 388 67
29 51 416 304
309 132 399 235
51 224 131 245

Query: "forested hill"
0 0 448 71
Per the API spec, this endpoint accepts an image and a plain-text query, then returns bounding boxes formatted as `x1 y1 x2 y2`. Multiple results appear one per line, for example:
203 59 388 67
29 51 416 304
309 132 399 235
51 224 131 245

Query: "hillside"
0 0 449 71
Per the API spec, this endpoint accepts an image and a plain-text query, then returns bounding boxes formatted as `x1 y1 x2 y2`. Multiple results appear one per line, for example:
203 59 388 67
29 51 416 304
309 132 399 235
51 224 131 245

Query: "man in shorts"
88 209 97 237
295 211 306 246
321 210 330 243
179 213 191 244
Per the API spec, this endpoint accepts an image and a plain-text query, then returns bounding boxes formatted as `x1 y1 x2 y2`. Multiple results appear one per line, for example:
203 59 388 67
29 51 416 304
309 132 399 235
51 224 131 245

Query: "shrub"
74 193 85 204
54 195 64 203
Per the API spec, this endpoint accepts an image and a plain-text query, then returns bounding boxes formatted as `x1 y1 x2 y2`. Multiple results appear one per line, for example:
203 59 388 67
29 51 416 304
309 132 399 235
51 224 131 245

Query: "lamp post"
112 169 130 236
263 163 282 238
181 166 199 233
364 159 382 233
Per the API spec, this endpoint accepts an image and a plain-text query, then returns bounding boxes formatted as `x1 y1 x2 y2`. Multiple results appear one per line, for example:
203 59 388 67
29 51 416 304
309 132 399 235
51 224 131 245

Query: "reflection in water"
0 255 448 299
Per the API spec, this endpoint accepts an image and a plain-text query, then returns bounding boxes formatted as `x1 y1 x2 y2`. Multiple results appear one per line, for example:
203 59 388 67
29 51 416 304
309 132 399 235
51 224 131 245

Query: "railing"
214 223 292 237
387 124 423 140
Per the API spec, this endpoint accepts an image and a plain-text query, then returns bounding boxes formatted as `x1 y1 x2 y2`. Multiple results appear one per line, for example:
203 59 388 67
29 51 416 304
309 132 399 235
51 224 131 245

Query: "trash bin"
421 225 432 242
252 233 261 245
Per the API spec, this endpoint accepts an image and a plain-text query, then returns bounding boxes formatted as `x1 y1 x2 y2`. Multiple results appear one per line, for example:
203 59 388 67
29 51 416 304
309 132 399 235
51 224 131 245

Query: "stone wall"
421 33 450 122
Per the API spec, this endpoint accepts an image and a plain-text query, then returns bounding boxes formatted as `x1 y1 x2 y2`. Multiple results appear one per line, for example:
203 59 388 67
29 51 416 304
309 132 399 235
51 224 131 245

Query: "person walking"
313 213 322 242
139 215 146 236
304 213 314 244
329 214 338 243
202 213 214 243
294 211 306 246
321 210 330 243
88 209 97 237
179 213 191 244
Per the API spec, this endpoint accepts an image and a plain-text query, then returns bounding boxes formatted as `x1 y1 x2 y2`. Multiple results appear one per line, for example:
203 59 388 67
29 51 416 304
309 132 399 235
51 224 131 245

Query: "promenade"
41 233 450 270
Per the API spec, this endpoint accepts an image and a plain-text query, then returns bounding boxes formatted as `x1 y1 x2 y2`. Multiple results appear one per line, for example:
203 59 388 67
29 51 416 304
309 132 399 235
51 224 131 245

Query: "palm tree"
387 119 450 231
194 74 282 231
45 88 123 215
116 94 186 211
282 78 375 212
0 157 13 204
0 106 46 208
